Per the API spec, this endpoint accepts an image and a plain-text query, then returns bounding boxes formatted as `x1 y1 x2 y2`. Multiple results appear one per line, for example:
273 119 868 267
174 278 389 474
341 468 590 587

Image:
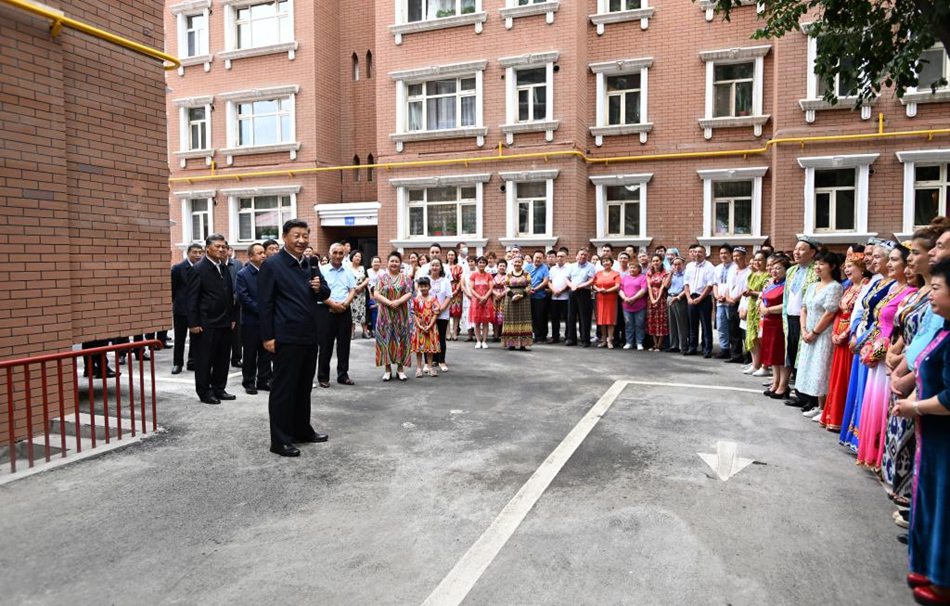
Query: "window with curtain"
913 163 949 228
712 181 753 236
238 195 294 241
713 62 754 117
605 185 640 236
407 77 477 132
187 107 208 150
814 169 856 232
189 199 211 242
407 186 477 238
236 97 292 147
406 0 476 22
516 68 547 122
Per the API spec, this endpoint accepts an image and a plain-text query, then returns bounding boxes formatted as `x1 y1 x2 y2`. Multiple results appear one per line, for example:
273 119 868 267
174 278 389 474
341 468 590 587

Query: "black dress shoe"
715 352 731 359
683 350 696 356
270 444 300 457
186 363 196 371
215 391 237 400
763 389 775 397
337 377 355 385
318 381 330 388
785 398 806 408
245 386 258 395
171 365 183 375
564 341 577 346
703 352 713 358
103 367 117 378
769 390 791 400
668 348 681 353
727 357 745 364
582 342 590 348
231 360 242 368
256 383 270 391
200 396 221 405
295 433 329 443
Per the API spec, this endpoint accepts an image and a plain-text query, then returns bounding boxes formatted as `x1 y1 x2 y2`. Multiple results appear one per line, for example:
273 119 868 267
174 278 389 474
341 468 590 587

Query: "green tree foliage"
707 0 950 103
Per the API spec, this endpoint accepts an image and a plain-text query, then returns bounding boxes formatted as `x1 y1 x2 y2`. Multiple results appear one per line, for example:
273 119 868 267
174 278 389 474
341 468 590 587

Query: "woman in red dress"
446 249 464 341
593 256 621 349
760 254 790 399
467 256 495 349
819 253 868 430
646 254 669 351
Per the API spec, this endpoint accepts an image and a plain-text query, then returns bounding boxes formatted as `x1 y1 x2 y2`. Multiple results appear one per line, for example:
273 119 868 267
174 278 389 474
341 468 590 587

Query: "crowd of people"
171 216 950 603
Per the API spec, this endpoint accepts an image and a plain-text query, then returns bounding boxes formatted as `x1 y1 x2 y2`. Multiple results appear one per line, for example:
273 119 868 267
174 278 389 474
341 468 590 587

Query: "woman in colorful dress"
467 256 494 349
350 251 370 339
461 256 477 342
367 255 381 338
794 251 844 416
374 251 413 381
410 276 441 378
429 259 453 373
593 256 621 349
892 258 950 605
742 251 770 375
855 244 916 469
646 254 669 351
819 253 869 431
502 255 534 350
882 229 938 504
446 249 464 341
491 259 508 341
761 254 790 399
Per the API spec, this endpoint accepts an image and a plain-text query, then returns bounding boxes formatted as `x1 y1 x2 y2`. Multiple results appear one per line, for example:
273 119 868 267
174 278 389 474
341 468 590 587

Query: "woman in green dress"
743 251 770 376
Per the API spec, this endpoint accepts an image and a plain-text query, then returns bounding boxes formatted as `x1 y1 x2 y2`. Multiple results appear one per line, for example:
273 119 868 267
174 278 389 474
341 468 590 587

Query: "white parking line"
421 378 760 606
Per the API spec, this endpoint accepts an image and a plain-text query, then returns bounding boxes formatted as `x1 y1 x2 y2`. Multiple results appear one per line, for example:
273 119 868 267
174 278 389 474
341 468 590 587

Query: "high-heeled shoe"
769 389 791 399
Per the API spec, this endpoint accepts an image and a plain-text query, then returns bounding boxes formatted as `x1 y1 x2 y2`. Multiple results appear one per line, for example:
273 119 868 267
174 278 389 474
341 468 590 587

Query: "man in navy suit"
258 219 331 457
171 243 203 374
187 234 237 404
235 243 271 395
225 245 244 368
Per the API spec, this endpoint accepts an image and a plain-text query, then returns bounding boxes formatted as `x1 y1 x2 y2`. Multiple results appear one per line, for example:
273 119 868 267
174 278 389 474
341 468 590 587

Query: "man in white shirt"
547 248 572 343
713 244 737 359
725 246 750 363
565 248 596 347
683 244 716 357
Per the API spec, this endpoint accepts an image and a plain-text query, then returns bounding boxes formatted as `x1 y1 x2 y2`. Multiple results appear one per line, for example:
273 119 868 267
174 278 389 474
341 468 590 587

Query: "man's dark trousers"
173 314 195 368
687 295 713 354
270 343 318 446
241 323 271 389
567 288 592 344
530 295 549 341
193 327 231 399
318 307 351 382
549 298 566 341
727 302 743 360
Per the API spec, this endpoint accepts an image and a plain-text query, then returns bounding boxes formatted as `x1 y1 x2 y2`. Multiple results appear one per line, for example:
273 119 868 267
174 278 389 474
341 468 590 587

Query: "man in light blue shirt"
526 250 551 342
317 242 357 387
566 248 597 347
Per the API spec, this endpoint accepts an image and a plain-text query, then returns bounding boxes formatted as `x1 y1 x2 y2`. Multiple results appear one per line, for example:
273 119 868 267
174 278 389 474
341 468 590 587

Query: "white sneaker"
636 344 644 351
802 407 821 418
475 341 482 350
623 344 632 350
752 368 770 377
481 342 488 349
439 363 449 372
812 411 823 422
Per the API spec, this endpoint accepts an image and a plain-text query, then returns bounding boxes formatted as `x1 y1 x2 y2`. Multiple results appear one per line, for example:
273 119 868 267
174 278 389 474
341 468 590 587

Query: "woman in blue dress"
893 259 950 605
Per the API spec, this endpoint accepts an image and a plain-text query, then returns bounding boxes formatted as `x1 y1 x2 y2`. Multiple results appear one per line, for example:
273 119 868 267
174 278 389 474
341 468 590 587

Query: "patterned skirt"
647 298 669 336
502 296 533 347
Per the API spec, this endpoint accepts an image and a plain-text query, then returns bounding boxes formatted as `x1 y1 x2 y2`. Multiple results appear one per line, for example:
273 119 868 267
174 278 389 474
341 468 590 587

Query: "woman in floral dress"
794 251 844 413
742 252 770 375
491 259 508 340
645 254 669 351
374 251 413 381
410 277 441 377
350 251 369 339
502 255 533 350
467 256 494 349
446 249 464 340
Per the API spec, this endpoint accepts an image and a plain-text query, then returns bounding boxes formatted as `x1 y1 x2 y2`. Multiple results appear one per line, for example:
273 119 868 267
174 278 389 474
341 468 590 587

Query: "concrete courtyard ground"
0 336 910 605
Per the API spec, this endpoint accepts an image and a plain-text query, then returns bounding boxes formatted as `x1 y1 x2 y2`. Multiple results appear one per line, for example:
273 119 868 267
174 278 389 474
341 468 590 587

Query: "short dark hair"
263 239 279 249
655 245 667 253
247 243 264 255
206 233 226 247
387 250 403 262
282 219 308 235
932 258 950 286
429 243 442 251
719 243 734 253
814 250 843 282
546 249 557 256
601 243 614 251
416 276 431 287
769 254 792 269
186 243 203 254
557 246 569 254
689 243 703 250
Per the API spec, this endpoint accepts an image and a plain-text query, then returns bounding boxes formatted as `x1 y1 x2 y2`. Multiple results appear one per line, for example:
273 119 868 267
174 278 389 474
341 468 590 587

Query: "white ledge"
499 1 559 29
498 51 559 68
218 41 298 68
698 235 768 247
389 12 487 44
498 169 559 182
589 7 655 35
389 60 487 82
173 95 214 108
500 120 559 144
699 44 771 62
220 184 302 197
391 237 488 249
901 88 950 116
390 173 491 188
797 232 878 245
589 57 653 74
498 236 559 248
178 54 212 68
174 149 215 168
590 123 653 146
590 173 653 186
170 0 210 15
172 188 216 199
390 127 488 151
799 96 875 123
797 153 879 170
698 115 770 139
896 149 950 164
697 166 768 180
220 142 300 165
219 85 299 101
590 236 653 247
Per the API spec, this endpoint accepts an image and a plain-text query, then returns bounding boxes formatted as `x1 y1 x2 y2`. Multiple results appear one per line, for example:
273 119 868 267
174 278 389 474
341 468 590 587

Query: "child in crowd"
411 277 441 377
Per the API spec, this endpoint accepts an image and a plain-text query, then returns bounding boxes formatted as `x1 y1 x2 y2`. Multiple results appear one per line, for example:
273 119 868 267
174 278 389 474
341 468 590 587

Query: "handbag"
859 327 887 366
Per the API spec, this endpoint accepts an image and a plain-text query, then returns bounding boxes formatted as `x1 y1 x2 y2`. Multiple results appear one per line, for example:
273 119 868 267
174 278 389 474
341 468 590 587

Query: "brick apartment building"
1 1 170 439
166 0 949 261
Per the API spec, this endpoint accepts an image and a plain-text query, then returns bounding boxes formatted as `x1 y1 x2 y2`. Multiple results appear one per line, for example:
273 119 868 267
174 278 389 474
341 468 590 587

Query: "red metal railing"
0 340 160 474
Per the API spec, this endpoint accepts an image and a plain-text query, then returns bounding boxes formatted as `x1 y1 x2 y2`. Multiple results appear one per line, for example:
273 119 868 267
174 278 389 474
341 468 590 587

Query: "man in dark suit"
225 245 244 368
187 234 237 404
235 242 271 395
171 243 203 374
259 219 331 457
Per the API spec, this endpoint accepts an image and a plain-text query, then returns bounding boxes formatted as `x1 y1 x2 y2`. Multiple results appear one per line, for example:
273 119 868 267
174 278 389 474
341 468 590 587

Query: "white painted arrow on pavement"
698 440 755 481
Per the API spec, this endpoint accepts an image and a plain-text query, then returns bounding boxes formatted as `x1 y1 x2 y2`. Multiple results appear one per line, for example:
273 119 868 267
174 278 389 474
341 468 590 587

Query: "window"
501 0 560 30
713 181 753 236
392 0 485 44
590 58 653 145
516 182 547 236
917 45 950 92
352 53 360 80
187 107 209 151
407 0 476 21
407 78 477 131
607 74 640 125
590 173 652 246
814 169 856 232
353 155 361 182
590 0 654 34
713 63 753 117
185 13 208 57
237 195 294 241
235 0 291 49
367 154 375 182
237 98 292 147
799 29 872 123
366 50 373 79
516 68 547 122
798 153 877 242
912 163 949 227
189 198 212 242
500 53 558 144
605 185 641 237
699 45 770 139
607 0 640 10
407 186 478 238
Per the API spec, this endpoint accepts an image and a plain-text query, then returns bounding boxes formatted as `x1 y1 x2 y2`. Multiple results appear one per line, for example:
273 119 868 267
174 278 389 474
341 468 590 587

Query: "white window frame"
390 61 488 152
170 0 212 75
698 0 761 22
173 95 215 168
174 189 216 245
697 167 768 247
902 44 950 117
589 0 654 35
896 149 950 240
797 154 878 244
589 173 652 247
498 169 558 248
590 57 653 145
389 173 490 250
798 25 874 123
500 0 559 30
220 0 297 69
390 0 486 45
698 45 771 140
221 185 300 244
499 52 559 144
219 85 300 165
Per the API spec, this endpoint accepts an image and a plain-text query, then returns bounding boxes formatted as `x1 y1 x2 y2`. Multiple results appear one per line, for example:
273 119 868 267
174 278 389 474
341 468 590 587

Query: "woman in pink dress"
467 256 495 349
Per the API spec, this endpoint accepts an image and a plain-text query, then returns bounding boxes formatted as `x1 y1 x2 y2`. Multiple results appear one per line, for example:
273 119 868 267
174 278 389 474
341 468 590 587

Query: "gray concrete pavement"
0 337 910 605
